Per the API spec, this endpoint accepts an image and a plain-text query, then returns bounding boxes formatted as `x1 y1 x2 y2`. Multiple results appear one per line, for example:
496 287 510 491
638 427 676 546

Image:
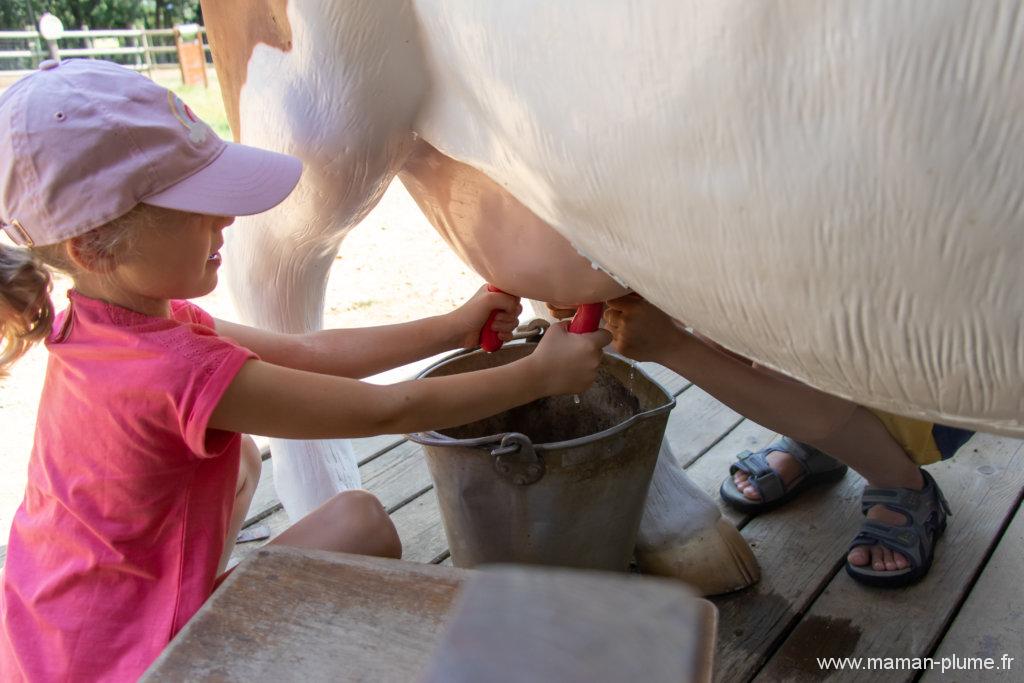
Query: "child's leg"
779 404 925 572
729 365 923 493
677 336 925 573
218 435 263 575
269 489 402 559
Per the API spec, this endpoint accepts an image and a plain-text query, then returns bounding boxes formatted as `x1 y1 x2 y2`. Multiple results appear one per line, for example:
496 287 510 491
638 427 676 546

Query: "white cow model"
200 0 1024 594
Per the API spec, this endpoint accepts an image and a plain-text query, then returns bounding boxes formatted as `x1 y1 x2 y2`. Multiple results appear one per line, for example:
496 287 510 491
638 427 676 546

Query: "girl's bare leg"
218 436 263 575
216 472 399 586
270 489 402 559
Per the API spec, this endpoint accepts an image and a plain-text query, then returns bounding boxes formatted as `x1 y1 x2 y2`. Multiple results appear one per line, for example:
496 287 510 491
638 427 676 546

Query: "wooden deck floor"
234 360 1024 682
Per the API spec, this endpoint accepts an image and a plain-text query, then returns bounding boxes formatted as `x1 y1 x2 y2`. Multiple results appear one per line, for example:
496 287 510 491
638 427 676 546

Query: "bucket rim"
408 342 676 452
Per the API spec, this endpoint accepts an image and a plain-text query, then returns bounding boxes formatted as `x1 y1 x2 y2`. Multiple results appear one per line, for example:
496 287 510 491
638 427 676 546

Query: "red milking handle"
568 302 604 334
479 288 604 352
479 285 506 352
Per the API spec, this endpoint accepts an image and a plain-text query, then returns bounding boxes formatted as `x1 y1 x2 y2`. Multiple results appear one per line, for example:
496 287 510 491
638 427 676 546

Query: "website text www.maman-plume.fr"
817 653 1015 675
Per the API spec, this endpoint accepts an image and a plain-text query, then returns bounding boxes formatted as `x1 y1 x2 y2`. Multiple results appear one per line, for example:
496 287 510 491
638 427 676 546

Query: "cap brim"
140 142 302 217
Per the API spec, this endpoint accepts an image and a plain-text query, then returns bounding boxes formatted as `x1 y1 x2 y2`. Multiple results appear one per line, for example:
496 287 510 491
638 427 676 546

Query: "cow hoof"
635 518 760 595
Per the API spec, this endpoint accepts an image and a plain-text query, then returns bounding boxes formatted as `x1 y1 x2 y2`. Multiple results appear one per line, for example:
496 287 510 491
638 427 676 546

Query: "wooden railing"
0 27 211 77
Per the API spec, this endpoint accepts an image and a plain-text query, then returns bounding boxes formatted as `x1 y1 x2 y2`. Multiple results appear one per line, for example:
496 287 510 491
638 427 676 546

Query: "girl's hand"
603 294 685 363
449 285 523 349
528 323 612 395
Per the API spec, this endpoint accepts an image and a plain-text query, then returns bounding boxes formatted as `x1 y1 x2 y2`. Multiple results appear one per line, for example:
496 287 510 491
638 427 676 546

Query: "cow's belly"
399 142 628 306
410 0 1024 435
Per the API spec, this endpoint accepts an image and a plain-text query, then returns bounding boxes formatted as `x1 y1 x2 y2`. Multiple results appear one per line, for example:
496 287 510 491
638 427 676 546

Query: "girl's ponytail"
0 242 53 377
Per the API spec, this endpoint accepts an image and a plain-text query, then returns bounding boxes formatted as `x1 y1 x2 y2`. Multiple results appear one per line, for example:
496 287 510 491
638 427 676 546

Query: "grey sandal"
719 436 848 514
845 469 951 588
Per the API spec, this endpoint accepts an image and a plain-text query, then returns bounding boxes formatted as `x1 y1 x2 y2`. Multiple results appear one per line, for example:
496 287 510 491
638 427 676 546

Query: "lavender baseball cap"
0 58 302 247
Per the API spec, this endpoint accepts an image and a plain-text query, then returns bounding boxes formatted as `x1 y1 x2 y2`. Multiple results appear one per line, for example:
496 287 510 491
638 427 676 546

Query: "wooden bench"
145 546 717 682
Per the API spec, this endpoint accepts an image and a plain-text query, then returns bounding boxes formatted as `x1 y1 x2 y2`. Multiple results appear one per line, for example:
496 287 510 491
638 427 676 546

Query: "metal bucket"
409 341 675 572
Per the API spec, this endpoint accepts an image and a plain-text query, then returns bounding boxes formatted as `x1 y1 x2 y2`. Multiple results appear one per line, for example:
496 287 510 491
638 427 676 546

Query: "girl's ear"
66 236 117 273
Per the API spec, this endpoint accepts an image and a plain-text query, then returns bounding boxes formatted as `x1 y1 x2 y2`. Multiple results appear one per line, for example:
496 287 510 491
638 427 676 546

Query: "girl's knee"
273 489 401 558
332 490 402 559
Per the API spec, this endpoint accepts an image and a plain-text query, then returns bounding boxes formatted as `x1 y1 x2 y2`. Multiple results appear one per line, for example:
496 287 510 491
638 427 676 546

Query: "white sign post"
38 13 65 62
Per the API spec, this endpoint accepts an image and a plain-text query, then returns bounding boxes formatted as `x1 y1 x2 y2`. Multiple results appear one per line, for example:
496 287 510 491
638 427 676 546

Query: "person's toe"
847 546 869 567
893 552 909 571
883 547 899 572
730 471 762 501
849 544 909 573
741 482 762 501
871 545 886 571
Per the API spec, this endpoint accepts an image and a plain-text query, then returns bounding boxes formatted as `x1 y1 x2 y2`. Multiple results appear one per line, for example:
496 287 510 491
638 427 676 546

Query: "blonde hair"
0 204 156 377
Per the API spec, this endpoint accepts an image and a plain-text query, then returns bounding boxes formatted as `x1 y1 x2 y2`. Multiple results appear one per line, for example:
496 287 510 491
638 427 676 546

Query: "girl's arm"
213 286 521 379
208 324 612 439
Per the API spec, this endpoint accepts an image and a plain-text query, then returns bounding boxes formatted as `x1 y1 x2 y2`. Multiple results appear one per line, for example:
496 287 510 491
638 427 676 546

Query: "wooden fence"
0 27 211 78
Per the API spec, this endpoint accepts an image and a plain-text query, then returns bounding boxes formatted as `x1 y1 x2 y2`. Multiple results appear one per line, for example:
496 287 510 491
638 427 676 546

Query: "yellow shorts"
869 410 974 466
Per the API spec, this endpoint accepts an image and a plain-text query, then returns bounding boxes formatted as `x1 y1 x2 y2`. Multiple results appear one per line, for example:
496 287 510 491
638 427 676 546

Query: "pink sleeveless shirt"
1 291 256 681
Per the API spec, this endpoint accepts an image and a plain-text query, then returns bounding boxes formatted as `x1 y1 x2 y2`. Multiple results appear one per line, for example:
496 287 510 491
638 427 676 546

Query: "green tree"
0 1 203 31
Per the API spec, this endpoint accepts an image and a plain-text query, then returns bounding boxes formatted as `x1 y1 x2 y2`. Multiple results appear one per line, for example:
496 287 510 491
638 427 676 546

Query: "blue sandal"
845 469 951 587
719 436 848 514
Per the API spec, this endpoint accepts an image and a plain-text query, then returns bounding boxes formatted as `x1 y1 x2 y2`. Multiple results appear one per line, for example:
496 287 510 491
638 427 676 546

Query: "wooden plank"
360 441 433 512
923 497 1024 682
663 385 745 468
390 488 449 564
352 434 406 464
145 547 468 682
709 464 867 682
637 360 690 397
753 434 1024 683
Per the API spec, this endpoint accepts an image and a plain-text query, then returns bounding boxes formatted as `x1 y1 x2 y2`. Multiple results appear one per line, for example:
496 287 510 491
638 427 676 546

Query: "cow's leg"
223 115 414 521
213 2 427 520
224 136 413 521
224 192 362 520
636 441 760 595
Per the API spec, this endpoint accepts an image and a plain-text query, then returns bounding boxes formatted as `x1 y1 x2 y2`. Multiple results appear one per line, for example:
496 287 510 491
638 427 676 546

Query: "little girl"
0 60 610 681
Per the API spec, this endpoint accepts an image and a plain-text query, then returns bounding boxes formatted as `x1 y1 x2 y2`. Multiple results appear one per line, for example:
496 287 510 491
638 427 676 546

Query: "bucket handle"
411 432 548 485
414 431 545 486
414 319 550 382
490 433 545 486
508 318 549 343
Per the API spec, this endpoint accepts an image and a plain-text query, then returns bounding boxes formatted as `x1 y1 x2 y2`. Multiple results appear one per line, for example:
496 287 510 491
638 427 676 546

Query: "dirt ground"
0 182 485 543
